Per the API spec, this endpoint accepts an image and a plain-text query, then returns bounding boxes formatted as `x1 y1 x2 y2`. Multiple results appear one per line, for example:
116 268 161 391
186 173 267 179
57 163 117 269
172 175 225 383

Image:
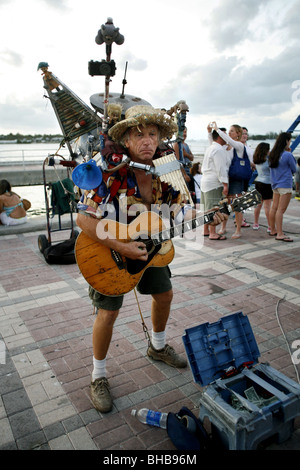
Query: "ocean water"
14 185 47 218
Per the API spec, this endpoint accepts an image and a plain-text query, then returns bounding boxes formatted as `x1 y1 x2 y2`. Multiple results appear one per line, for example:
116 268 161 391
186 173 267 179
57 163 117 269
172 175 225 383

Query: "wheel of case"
38 234 50 253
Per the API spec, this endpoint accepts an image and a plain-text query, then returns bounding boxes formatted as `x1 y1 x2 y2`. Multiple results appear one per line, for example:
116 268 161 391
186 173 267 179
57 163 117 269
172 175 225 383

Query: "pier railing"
0 147 70 167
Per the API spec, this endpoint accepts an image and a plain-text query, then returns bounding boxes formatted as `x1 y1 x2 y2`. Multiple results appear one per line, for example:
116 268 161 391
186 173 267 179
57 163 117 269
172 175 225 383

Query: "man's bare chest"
134 171 153 206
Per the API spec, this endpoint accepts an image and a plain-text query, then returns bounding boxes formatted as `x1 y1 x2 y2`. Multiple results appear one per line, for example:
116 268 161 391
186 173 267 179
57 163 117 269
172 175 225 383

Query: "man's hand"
120 241 148 261
210 210 228 226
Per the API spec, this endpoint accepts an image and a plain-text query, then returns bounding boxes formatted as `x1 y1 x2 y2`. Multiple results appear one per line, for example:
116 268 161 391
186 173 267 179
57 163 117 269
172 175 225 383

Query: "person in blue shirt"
295 158 300 197
269 132 296 242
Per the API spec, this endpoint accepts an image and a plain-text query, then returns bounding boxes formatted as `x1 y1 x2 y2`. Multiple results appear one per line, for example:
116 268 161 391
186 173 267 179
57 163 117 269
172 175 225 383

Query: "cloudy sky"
0 0 299 139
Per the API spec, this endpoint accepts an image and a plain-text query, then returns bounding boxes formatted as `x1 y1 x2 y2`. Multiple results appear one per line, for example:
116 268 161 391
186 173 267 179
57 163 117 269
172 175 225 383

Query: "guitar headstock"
230 189 262 212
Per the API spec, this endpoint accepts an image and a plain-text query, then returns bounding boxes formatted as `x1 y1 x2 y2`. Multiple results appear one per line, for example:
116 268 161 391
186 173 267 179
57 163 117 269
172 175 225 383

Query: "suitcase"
182 312 300 450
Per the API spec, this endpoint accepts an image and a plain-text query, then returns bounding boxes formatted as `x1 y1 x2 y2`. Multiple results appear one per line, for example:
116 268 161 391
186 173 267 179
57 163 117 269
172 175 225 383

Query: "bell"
72 159 103 190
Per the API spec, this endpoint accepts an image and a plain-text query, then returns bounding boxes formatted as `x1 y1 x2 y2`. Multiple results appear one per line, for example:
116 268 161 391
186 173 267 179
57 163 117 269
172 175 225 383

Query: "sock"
92 356 106 381
151 330 166 350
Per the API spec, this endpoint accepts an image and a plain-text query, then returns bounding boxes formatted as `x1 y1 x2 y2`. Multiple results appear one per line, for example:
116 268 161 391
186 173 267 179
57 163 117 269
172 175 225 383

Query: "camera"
88 59 116 77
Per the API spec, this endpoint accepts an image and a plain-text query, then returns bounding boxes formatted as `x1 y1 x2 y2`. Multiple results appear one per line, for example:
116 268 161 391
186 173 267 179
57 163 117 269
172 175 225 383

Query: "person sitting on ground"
75 105 228 413
0 180 30 226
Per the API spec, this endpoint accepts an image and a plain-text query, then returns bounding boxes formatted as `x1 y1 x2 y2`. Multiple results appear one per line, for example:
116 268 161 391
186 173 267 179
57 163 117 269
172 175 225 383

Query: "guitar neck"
152 204 231 245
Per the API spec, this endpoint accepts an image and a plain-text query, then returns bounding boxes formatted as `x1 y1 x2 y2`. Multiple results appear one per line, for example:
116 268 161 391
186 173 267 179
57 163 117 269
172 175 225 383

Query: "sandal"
209 234 227 240
275 237 293 242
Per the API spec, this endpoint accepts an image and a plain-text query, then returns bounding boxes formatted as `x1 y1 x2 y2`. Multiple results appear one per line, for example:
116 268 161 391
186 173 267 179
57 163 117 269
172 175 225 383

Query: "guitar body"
75 190 262 297
75 211 175 296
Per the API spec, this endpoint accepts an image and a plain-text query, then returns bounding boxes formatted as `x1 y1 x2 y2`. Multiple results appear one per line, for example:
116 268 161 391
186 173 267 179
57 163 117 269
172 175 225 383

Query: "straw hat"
108 105 177 143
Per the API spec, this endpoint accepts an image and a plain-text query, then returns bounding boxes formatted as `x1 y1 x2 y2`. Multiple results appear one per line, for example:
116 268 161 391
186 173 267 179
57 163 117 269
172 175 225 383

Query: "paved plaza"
0 198 300 451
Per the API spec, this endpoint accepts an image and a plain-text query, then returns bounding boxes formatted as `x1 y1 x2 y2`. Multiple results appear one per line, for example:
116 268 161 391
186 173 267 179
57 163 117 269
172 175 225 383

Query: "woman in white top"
211 122 251 239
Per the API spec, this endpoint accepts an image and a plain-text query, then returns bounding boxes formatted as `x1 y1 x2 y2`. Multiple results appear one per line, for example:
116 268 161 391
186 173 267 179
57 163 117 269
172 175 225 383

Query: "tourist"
252 143 273 231
201 129 228 240
0 180 30 226
190 162 202 207
269 132 296 242
295 158 300 197
173 126 194 186
211 122 252 239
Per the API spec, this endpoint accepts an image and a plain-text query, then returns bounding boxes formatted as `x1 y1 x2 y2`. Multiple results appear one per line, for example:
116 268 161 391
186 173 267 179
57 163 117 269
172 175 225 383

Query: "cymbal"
90 92 151 117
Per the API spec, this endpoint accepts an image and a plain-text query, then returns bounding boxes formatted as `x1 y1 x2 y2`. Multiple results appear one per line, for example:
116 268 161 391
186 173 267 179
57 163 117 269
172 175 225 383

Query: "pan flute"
153 153 193 205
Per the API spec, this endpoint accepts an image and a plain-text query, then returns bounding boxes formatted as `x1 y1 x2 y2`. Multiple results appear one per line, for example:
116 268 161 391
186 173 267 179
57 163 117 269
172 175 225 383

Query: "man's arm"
183 147 194 162
76 213 149 261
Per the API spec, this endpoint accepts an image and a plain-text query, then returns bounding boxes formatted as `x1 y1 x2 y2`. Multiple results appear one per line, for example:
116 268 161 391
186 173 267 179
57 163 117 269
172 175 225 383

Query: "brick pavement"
0 198 300 450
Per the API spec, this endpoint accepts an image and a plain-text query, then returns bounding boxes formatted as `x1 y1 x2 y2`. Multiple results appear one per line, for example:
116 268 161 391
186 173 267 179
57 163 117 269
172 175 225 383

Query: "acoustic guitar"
75 190 261 296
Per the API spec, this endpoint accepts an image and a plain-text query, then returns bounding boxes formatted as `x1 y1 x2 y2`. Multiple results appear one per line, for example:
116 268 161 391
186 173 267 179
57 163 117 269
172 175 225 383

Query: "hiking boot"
147 343 187 368
90 377 112 413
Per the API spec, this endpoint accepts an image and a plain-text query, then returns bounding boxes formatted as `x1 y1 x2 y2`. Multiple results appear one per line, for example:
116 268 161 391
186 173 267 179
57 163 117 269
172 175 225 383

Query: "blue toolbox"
182 312 300 450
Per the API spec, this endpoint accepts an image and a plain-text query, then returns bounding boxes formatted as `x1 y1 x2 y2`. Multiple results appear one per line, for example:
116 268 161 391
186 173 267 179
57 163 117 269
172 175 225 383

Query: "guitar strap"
134 288 151 347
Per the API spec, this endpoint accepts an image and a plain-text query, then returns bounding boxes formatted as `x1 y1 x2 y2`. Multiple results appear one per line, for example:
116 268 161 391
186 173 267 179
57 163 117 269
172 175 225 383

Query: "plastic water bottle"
131 408 168 429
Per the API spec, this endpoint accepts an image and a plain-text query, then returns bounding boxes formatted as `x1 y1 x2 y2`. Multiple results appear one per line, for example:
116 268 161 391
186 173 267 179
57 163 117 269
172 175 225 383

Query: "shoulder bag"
228 147 252 181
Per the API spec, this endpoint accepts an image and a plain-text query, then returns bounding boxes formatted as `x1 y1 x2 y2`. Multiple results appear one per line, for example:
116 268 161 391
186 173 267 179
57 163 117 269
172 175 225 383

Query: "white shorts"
0 213 27 226
273 188 292 195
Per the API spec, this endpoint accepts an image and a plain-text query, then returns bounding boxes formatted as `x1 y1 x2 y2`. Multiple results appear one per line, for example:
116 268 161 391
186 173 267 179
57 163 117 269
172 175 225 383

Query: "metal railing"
0 147 70 167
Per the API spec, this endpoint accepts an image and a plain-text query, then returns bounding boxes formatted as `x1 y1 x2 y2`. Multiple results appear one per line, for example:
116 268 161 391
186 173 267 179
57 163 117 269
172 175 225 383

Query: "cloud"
209 0 269 51
0 49 23 66
0 99 62 134
153 38 300 117
281 0 300 41
118 51 148 72
40 0 69 10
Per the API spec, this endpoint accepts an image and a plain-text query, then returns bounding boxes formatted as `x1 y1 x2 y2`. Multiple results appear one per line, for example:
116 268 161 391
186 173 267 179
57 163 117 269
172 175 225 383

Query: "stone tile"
9 408 41 440
0 418 14 447
68 427 98 450
49 434 75 450
1 199 300 450
2 388 32 416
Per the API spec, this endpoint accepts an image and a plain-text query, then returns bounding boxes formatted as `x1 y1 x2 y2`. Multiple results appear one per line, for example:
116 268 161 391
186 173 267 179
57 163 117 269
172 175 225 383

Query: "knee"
153 289 173 307
96 309 119 327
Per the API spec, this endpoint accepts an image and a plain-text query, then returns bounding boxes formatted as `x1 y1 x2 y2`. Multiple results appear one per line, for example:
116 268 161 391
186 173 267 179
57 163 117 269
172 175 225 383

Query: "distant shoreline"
0 131 285 144
0 133 63 144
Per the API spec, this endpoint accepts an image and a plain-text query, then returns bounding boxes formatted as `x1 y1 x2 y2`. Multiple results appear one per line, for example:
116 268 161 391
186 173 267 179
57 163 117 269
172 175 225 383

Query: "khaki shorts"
89 266 172 311
200 187 224 211
273 188 292 195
